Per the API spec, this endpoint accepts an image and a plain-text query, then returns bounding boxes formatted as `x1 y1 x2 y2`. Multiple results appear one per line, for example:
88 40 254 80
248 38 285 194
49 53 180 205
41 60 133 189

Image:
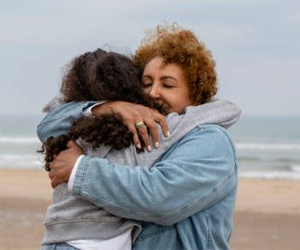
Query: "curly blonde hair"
134 24 217 105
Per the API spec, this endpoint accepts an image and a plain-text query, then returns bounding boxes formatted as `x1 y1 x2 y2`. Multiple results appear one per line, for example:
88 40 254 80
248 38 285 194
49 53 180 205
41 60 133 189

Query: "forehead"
143 56 185 77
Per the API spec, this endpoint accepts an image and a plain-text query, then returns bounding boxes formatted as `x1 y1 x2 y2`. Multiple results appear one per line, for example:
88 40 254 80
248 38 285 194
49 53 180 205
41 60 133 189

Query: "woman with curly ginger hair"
135 24 217 105
38 24 241 250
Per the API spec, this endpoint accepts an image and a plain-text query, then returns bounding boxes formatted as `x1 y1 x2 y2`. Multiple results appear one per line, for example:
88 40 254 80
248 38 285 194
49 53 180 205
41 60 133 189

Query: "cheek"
177 93 192 110
182 88 192 104
142 87 150 95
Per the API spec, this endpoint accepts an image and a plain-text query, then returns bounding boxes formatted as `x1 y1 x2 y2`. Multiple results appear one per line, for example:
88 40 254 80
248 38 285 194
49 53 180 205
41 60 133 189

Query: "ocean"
0 114 299 180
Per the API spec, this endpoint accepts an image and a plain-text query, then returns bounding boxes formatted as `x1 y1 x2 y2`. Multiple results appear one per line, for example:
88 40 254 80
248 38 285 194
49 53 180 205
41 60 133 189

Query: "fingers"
128 123 152 151
49 167 64 188
153 112 170 138
128 124 141 149
133 110 169 151
136 123 152 151
142 119 159 149
51 177 59 189
141 110 169 149
48 146 77 189
48 170 54 180
109 101 170 150
48 170 58 188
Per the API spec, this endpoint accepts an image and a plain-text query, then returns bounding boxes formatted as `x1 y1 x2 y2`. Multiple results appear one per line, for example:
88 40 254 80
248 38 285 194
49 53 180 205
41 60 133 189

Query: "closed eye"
163 83 174 88
142 82 153 88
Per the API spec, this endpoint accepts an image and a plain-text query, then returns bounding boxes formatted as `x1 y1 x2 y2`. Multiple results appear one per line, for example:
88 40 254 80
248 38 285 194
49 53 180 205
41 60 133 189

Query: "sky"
0 0 299 116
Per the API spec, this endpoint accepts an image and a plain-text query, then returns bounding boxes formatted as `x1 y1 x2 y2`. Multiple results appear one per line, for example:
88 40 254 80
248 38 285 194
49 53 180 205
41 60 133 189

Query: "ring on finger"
135 121 145 130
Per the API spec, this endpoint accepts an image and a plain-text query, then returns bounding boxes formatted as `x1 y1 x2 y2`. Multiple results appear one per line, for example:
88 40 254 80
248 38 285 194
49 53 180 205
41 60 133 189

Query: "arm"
160 99 241 147
37 101 95 143
37 99 240 146
72 125 237 226
37 101 169 149
191 99 241 129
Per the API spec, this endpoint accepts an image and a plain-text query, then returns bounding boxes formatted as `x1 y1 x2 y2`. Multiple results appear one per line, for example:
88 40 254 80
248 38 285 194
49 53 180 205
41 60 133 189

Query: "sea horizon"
0 114 299 180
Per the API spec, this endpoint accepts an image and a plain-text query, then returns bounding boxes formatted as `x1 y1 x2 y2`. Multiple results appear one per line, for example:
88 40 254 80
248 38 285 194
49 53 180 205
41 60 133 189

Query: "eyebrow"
142 75 152 80
142 75 177 81
160 76 177 81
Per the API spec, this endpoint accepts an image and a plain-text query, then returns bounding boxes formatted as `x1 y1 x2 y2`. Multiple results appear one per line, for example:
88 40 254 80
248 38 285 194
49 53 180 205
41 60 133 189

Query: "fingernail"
136 144 141 149
166 131 170 137
155 142 159 148
147 145 152 152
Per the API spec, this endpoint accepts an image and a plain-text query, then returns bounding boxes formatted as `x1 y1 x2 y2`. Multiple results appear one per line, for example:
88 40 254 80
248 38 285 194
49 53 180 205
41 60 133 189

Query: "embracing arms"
37 101 169 149
37 99 240 144
71 125 237 225
37 100 240 225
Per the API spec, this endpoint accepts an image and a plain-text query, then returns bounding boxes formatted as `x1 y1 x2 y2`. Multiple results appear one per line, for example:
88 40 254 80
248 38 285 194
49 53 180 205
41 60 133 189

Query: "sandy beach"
0 169 299 250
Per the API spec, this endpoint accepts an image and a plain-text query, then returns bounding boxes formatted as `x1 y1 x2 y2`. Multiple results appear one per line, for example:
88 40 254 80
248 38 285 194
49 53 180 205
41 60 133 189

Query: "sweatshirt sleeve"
158 99 241 151
170 99 242 130
72 125 238 226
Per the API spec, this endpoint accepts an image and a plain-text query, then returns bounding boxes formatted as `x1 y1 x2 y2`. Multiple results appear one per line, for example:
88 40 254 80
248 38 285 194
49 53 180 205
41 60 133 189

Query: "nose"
148 84 160 99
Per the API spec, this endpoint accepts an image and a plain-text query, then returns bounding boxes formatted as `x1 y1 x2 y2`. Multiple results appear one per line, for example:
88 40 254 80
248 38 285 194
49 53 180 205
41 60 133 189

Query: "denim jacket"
37 101 239 250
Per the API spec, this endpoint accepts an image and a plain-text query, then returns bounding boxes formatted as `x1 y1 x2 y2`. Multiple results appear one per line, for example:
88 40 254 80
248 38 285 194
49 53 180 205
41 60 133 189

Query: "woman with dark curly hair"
40 48 168 171
38 24 240 250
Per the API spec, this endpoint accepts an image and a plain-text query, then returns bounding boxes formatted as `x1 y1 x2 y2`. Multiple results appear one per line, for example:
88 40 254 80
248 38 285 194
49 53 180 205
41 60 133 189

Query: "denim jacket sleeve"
72 125 237 226
36 101 96 142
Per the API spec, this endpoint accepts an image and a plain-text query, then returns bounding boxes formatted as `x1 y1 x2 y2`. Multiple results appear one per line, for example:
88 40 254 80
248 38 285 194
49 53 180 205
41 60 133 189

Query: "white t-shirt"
67 227 132 250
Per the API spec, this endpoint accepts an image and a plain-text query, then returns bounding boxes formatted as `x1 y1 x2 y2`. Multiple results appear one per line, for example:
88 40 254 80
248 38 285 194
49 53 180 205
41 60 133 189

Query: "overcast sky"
1 0 299 116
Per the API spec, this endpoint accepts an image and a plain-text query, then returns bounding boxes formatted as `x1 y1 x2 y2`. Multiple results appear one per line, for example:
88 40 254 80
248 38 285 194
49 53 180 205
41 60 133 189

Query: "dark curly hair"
134 24 218 105
40 49 166 171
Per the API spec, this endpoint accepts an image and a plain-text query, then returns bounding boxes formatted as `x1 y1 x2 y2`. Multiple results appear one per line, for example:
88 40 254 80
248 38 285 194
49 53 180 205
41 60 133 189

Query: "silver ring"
135 121 145 130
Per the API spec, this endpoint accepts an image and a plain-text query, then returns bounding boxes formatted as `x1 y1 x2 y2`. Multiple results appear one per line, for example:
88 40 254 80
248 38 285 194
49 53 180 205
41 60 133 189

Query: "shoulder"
197 124 234 144
177 124 237 160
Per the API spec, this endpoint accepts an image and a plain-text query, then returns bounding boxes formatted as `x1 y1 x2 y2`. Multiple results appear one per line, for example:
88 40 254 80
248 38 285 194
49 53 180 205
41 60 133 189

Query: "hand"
49 140 84 188
92 101 169 151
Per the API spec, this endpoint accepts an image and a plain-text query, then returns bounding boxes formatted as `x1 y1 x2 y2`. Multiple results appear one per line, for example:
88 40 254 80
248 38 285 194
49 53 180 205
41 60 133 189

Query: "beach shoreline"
0 169 299 250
